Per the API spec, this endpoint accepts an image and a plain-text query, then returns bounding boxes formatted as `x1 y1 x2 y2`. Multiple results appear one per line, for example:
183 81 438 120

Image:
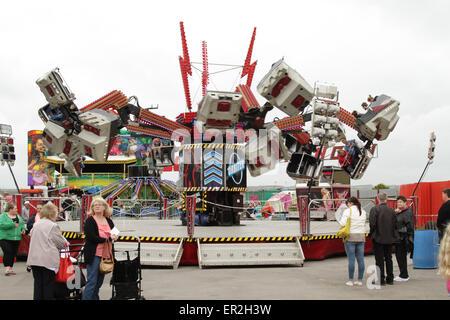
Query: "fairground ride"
34 22 400 227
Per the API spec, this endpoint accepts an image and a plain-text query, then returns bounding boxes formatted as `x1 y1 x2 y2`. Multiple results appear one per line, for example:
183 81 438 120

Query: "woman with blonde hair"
82 197 118 300
439 224 450 297
321 188 332 211
27 202 67 299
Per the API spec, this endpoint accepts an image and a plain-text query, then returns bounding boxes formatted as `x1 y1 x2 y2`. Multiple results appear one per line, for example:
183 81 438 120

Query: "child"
439 224 450 297
31 161 49 185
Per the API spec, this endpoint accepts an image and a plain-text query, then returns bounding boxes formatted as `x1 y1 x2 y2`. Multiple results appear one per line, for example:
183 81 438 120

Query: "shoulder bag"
99 238 114 274
55 243 75 283
337 208 352 242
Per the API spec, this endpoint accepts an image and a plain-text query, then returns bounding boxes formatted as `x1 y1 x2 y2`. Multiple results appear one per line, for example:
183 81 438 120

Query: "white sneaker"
394 276 409 282
345 281 354 286
354 281 363 286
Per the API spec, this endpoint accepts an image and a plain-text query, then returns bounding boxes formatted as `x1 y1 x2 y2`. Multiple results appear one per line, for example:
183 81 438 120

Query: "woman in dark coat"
82 198 118 300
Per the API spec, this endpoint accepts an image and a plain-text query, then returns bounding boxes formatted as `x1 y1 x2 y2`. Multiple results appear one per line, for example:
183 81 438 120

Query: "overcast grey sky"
0 0 449 190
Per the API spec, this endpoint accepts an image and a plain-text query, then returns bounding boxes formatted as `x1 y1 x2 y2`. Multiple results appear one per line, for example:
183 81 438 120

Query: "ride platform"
57 219 373 268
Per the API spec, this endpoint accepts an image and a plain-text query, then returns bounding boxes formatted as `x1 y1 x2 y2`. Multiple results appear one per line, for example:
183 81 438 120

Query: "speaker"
233 212 240 225
217 209 233 226
128 165 150 177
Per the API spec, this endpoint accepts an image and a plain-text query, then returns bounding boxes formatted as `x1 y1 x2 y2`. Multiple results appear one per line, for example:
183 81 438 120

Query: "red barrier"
430 181 450 215
14 194 22 218
301 238 373 260
400 180 450 228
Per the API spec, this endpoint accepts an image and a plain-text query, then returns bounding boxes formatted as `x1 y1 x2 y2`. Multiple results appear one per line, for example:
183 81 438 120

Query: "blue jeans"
344 241 365 281
82 256 105 300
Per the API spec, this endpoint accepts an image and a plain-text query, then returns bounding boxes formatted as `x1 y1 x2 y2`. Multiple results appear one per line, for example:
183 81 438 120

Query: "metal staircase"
114 239 184 269
197 238 304 268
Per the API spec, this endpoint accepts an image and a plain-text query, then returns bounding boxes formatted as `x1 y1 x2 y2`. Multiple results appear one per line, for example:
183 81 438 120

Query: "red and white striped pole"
186 196 196 238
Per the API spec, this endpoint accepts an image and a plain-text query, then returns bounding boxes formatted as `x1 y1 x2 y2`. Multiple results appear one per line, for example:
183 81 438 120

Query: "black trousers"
31 266 55 300
395 240 409 279
373 241 394 283
0 240 20 267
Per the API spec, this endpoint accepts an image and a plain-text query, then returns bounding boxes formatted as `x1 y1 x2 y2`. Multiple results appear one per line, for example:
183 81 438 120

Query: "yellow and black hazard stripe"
183 187 203 192
60 233 370 244
225 187 247 192
203 143 224 149
182 191 207 211
181 143 245 150
180 144 203 150
301 233 370 241
61 232 181 243
194 233 371 243
62 232 84 240
202 143 245 150
117 236 181 243
301 235 339 241
183 187 247 192
199 191 207 211
197 236 297 243
203 186 225 191
224 144 245 150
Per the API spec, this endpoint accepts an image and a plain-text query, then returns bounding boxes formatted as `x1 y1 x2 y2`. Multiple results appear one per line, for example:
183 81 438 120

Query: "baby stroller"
111 236 145 300
54 243 86 300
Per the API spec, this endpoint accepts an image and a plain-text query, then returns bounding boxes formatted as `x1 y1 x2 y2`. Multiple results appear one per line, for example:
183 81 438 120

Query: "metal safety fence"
111 198 184 220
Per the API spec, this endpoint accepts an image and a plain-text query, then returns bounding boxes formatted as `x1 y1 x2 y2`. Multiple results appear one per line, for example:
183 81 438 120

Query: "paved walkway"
0 255 447 300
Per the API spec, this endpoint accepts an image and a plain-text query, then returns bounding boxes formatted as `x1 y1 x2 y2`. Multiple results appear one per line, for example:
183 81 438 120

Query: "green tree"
373 183 390 190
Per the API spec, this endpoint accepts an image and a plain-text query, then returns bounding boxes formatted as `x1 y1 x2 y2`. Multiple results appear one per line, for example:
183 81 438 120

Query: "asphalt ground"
0 254 447 301
2 219 447 318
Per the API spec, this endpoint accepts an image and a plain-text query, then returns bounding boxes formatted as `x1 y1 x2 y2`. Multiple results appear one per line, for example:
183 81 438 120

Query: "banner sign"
225 147 247 189
203 146 224 188
182 148 202 189
27 130 54 186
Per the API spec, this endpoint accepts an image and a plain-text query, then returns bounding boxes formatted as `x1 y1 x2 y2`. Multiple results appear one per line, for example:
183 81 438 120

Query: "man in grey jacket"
369 192 399 285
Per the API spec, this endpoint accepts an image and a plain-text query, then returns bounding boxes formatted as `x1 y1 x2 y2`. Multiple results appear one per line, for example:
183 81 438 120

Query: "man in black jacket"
26 201 47 234
369 192 399 285
61 195 74 221
394 196 414 282
437 188 450 242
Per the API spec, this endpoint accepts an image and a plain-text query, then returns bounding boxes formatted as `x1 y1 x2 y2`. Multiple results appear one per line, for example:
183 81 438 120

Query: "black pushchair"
111 236 145 300
55 243 86 300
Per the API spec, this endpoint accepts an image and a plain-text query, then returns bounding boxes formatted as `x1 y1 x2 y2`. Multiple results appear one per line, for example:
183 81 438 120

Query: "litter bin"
413 230 439 269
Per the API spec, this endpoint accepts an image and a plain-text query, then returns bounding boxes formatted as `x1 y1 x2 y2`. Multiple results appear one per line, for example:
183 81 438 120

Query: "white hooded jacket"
338 205 367 234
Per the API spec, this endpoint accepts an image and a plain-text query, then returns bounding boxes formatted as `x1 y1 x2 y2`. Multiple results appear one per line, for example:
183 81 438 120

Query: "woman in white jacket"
338 197 367 286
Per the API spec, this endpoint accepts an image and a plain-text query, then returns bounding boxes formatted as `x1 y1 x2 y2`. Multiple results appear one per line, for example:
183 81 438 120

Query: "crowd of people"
337 189 450 296
0 194 118 300
1 187 450 299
